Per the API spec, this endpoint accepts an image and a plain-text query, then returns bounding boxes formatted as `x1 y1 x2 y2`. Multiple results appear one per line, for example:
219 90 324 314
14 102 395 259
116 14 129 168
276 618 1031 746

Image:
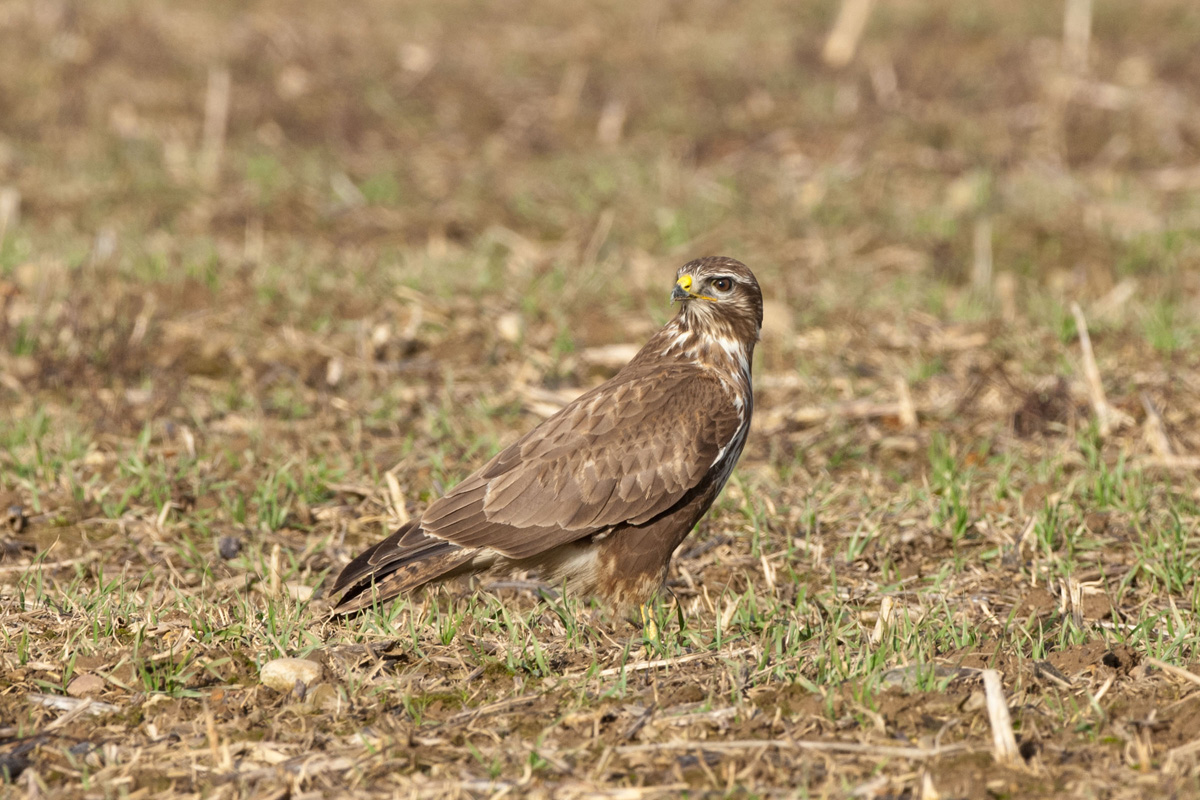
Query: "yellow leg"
640 604 659 643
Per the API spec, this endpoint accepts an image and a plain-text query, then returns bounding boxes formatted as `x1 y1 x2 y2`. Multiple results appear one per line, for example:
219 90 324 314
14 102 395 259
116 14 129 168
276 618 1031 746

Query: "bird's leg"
639 603 659 644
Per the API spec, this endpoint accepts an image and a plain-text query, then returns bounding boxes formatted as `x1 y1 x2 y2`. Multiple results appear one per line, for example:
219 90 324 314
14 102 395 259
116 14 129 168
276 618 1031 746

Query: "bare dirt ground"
2 0 1200 797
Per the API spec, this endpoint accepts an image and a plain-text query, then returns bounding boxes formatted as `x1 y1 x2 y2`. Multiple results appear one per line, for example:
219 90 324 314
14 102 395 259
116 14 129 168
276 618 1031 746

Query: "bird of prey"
332 256 762 616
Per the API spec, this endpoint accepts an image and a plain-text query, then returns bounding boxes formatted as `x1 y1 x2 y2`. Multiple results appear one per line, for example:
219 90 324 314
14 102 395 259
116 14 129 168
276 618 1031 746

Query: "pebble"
67 674 107 698
217 534 242 559
496 311 522 343
284 582 314 602
259 658 323 693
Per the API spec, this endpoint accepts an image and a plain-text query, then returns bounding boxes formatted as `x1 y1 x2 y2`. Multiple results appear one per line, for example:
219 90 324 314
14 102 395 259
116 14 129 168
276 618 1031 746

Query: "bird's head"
671 257 763 343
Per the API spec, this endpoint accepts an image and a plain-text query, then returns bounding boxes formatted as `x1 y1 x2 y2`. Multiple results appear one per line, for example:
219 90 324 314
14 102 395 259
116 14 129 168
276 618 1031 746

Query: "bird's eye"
711 277 733 293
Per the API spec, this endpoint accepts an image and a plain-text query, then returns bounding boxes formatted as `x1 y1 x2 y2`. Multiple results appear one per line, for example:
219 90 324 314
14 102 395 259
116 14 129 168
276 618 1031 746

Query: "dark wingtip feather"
330 521 476 615
331 523 409 595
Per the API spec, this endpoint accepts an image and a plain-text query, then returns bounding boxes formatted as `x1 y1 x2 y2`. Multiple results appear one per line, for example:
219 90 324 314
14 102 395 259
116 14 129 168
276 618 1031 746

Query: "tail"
331 520 478 614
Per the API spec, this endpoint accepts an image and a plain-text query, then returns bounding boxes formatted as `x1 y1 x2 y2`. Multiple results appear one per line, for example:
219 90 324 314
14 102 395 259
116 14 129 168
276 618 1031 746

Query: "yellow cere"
675 274 717 301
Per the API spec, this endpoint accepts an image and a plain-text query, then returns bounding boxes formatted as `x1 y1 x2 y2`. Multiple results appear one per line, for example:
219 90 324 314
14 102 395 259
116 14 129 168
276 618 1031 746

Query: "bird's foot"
639 603 660 652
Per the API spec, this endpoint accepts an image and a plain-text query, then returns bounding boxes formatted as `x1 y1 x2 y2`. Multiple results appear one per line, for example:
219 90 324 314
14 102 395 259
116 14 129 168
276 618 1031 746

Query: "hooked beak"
671 274 714 303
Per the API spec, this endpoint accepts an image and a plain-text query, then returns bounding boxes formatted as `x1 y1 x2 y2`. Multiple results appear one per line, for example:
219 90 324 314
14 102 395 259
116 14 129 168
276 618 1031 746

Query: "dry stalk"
823 0 875 68
198 66 231 189
972 218 993 296
566 647 754 681
596 98 627 146
0 186 19 244
1060 577 1083 628
616 738 966 760
385 470 411 526
981 670 1020 766
244 215 264 266
448 693 541 724
1063 0 1092 73
1093 674 1116 704
269 543 282 597
920 771 941 800
1133 455 1200 471
994 273 1018 325
1091 278 1137 320
1146 657 1200 689
29 693 119 719
582 208 615 269
553 63 587 121
0 553 99 575
43 699 97 732
895 377 918 431
867 54 899 108
869 595 896 646
1070 302 1130 437
1140 393 1174 457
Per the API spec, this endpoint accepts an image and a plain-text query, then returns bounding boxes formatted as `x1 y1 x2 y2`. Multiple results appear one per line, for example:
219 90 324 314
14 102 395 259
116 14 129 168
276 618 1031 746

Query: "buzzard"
333 256 762 616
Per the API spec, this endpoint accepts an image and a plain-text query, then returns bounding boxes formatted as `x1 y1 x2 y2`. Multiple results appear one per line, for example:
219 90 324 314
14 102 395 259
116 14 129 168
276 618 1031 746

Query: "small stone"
496 312 522 343
217 535 242 559
325 356 344 387
259 658 322 693
67 674 106 698
283 582 314 602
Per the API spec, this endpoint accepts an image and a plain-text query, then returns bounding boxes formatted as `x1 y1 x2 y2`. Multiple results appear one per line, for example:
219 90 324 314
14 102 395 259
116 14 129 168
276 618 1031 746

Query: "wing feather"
419 362 744 559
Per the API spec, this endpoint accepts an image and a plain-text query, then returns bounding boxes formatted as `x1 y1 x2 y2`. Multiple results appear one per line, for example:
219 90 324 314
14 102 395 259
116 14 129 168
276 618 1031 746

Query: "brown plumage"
332 257 762 614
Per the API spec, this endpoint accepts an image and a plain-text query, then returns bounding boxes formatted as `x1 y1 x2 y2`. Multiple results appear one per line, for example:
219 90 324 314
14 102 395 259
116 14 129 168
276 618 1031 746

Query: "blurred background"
1 0 1199 513
3 4 1200 794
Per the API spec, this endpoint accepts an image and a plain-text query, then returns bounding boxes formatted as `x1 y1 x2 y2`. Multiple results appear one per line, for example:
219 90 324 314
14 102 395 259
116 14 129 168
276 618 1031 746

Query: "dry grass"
2 0 1200 797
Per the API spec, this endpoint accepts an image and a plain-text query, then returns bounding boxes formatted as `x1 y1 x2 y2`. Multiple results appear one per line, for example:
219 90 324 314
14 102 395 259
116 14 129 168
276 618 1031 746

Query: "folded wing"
332 362 743 610
420 362 743 558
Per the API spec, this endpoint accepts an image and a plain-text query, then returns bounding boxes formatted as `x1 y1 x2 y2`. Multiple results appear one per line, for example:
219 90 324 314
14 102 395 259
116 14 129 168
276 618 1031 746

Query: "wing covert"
419 363 744 558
